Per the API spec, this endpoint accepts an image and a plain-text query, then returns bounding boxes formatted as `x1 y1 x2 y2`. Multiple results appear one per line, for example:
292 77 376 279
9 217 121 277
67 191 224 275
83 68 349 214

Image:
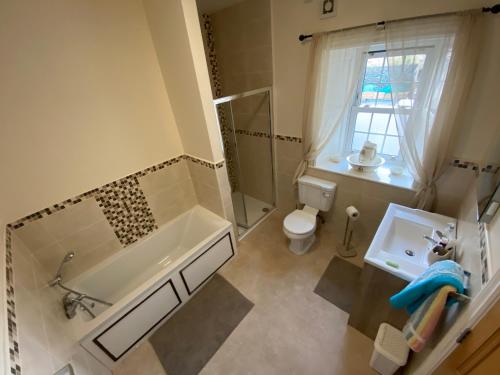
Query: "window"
347 49 429 159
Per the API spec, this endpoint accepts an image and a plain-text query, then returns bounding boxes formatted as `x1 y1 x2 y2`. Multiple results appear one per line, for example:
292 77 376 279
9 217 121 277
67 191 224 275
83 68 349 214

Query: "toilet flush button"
323 192 331 198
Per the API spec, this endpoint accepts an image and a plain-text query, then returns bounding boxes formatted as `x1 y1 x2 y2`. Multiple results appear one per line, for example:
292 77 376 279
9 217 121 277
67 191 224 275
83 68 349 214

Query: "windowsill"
313 158 416 191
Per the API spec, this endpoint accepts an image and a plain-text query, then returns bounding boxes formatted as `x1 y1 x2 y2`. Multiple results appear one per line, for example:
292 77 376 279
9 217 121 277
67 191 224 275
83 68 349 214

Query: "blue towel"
390 260 465 314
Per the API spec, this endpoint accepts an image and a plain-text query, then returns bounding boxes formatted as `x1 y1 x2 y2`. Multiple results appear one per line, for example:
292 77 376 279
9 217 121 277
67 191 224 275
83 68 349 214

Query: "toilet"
283 175 336 255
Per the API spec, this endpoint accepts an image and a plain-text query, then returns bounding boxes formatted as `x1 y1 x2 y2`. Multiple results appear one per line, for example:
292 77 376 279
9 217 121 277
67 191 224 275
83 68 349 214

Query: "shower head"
49 251 75 286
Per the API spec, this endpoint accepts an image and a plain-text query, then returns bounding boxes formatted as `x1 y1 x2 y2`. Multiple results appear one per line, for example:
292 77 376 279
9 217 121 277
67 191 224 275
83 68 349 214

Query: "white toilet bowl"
282 175 336 255
283 207 318 255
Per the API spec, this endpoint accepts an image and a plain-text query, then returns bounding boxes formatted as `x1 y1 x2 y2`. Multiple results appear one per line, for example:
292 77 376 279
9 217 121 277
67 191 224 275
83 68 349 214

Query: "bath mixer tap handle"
77 301 96 319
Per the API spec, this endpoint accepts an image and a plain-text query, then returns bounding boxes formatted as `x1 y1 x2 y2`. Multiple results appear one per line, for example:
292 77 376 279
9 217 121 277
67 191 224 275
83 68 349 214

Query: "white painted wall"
0 0 184 224
143 0 224 163
451 15 500 164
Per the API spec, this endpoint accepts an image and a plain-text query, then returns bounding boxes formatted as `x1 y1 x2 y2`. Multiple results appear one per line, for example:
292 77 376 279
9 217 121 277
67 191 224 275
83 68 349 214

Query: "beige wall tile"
15 220 58 251
63 238 122 281
58 220 118 257
41 199 107 241
140 160 198 227
210 0 272 97
187 160 219 188
139 160 191 195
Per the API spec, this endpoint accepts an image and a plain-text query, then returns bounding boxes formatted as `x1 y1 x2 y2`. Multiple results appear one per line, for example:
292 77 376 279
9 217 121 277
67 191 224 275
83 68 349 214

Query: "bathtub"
69 205 235 369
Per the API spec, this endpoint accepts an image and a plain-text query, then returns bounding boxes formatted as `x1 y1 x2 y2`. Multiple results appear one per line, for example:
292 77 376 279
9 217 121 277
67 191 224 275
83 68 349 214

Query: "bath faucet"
49 251 113 319
63 293 96 319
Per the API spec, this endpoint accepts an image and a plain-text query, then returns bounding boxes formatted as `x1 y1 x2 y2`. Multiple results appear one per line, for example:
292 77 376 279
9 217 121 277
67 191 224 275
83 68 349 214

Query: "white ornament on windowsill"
346 153 385 172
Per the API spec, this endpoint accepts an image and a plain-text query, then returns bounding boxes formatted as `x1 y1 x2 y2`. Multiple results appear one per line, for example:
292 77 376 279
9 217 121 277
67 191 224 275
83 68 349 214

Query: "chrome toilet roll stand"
337 214 357 258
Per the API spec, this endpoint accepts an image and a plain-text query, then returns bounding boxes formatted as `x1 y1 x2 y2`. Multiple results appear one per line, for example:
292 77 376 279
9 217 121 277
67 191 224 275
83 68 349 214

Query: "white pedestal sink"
364 203 457 281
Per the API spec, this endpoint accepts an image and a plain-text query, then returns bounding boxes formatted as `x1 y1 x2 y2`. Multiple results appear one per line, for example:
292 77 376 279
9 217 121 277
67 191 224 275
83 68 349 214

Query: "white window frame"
345 47 433 162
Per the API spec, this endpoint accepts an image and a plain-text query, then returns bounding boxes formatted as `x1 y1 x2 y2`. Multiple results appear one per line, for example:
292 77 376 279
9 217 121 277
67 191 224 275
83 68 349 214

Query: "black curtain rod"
298 4 500 42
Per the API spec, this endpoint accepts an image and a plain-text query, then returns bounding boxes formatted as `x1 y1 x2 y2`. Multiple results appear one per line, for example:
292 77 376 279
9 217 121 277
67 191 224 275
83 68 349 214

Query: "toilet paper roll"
346 206 360 221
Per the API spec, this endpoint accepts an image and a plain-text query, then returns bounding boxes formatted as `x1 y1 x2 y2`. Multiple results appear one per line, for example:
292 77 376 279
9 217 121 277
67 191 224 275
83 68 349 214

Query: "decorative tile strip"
478 222 489 285
234 130 303 143
5 228 22 375
202 13 238 191
450 159 500 174
94 176 157 247
274 134 302 143
201 14 222 99
235 129 272 139
184 155 218 169
480 163 500 174
450 159 479 171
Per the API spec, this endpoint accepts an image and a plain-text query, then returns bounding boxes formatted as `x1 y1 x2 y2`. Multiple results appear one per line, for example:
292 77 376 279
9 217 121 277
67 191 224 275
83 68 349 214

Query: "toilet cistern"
283 175 336 255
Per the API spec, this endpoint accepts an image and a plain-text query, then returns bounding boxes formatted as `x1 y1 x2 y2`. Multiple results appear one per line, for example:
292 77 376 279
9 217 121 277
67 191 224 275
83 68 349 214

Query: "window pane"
376 90 392 108
355 112 371 132
364 57 384 83
368 134 384 153
360 85 378 107
352 132 368 151
371 113 389 134
380 60 389 83
382 136 400 156
387 115 398 136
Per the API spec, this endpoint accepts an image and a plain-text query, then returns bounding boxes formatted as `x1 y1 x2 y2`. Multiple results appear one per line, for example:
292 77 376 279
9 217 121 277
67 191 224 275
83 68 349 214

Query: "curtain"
293 28 379 183
385 14 481 209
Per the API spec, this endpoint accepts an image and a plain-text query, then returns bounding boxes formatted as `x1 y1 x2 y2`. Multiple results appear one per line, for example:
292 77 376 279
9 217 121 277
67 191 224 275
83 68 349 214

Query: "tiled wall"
4 154 229 374
209 0 272 96
9 155 225 283
275 137 303 213
307 168 415 252
201 0 274 206
11 230 111 375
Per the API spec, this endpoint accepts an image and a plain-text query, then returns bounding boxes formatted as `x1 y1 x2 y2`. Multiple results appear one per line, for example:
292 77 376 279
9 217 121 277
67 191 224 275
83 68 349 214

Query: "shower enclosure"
214 87 275 236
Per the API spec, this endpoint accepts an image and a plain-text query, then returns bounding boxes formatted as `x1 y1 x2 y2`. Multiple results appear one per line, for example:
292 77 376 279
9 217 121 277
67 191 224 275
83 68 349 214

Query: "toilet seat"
283 210 316 238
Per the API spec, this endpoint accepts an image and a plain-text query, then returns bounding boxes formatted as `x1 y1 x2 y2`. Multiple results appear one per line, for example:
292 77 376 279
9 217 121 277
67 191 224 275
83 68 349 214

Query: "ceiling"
196 0 246 15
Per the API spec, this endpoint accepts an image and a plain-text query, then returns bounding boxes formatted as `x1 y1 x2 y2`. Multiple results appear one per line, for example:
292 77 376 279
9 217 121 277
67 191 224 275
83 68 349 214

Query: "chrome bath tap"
49 251 113 319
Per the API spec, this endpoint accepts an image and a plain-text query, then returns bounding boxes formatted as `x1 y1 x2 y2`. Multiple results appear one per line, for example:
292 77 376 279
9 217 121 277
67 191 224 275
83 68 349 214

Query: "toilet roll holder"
337 211 358 258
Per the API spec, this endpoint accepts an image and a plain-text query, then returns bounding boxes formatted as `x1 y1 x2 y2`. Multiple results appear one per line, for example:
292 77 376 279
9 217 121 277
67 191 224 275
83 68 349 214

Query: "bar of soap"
385 260 399 269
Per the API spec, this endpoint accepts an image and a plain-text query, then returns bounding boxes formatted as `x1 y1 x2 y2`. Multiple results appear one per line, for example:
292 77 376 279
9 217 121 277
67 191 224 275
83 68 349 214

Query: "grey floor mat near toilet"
149 274 253 375
314 256 362 313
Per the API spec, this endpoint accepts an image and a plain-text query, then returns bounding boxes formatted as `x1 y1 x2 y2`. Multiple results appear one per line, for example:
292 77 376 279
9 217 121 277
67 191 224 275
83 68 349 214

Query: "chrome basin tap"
49 251 113 319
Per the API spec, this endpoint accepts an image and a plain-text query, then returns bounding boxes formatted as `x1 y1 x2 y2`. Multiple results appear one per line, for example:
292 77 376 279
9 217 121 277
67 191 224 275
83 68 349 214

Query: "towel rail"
449 270 471 303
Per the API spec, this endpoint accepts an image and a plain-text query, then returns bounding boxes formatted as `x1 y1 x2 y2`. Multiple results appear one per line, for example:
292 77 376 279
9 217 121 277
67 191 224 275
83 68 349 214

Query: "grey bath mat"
314 256 362 313
149 274 253 375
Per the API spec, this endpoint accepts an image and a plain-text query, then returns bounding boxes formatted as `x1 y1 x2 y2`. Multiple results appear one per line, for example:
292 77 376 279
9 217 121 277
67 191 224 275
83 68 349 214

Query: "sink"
364 203 457 281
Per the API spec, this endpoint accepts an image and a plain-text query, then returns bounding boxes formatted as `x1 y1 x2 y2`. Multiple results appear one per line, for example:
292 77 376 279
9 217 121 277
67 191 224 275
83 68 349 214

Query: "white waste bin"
370 323 410 375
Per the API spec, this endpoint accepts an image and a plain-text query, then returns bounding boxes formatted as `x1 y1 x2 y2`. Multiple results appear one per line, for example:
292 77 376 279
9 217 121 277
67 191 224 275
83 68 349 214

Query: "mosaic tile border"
480 163 500 174
5 228 21 375
7 155 223 231
450 159 499 174
235 130 303 144
235 129 272 139
274 134 302 143
478 222 489 285
450 159 479 171
202 13 239 191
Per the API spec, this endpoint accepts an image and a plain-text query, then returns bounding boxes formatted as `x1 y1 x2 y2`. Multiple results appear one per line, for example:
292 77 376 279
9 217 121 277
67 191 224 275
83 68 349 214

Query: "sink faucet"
49 251 113 319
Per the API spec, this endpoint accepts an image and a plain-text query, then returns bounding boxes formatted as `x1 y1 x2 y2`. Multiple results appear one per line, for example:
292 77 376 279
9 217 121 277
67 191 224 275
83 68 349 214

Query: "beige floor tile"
114 211 376 375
